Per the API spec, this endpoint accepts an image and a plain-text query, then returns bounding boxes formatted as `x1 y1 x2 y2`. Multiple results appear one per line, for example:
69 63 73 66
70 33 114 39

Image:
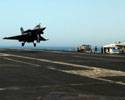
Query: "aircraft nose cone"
42 27 46 30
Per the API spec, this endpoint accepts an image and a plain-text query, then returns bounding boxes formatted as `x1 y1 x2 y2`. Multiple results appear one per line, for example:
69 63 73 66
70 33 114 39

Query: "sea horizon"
0 46 75 51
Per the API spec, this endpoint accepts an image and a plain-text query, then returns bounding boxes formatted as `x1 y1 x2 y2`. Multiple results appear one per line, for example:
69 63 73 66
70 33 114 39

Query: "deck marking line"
74 56 125 62
4 57 40 67
2 53 125 85
48 67 125 85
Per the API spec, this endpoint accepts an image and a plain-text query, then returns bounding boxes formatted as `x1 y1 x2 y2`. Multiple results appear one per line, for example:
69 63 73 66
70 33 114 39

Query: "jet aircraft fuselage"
3 24 48 47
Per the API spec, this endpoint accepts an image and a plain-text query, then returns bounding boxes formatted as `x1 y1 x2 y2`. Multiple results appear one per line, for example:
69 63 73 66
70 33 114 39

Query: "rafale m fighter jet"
3 24 48 47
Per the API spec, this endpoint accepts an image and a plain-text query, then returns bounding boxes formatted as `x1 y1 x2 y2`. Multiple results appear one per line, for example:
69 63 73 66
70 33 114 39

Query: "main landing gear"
21 42 36 47
22 42 25 46
33 43 36 47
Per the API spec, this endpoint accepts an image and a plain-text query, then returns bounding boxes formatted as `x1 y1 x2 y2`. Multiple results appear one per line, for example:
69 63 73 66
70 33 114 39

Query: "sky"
0 0 125 47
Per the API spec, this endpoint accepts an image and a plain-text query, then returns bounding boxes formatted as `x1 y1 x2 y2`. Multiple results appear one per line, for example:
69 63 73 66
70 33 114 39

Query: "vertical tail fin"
20 27 24 35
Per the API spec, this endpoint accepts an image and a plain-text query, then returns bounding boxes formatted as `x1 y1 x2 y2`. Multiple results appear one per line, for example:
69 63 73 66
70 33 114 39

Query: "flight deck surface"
0 49 125 100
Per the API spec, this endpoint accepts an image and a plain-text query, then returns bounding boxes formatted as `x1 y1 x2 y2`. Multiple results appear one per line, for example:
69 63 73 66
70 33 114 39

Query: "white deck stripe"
4 57 41 67
1 53 125 85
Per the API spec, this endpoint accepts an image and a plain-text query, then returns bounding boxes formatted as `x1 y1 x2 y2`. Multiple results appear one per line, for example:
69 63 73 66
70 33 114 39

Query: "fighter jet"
3 24 48 47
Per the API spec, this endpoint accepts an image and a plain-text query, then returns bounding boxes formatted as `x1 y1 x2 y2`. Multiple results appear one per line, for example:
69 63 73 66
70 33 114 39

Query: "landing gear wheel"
33 43 36 47
22 43 25 46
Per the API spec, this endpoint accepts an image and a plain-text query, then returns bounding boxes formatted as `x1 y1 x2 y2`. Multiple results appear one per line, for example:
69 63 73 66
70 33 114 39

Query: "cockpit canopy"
34 24 42 29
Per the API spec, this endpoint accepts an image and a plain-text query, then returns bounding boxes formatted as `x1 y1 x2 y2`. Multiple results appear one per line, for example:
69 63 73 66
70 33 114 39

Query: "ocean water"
0 46 103 52
0 46 74 51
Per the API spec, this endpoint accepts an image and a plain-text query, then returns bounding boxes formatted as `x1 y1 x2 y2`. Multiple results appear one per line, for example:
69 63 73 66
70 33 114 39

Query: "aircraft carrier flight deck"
0 49 125 100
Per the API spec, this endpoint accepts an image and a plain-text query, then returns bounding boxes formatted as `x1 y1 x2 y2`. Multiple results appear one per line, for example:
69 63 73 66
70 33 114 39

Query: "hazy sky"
0 0 125 47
